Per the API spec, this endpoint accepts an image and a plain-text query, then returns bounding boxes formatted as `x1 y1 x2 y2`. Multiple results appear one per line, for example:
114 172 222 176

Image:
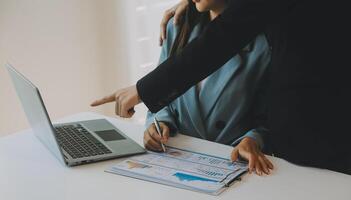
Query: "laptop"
5 63 146 166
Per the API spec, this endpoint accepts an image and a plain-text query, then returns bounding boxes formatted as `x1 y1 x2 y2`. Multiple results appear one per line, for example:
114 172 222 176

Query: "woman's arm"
231 127 268 150
91 0 298 117
137 0 298 113
231 73 273 175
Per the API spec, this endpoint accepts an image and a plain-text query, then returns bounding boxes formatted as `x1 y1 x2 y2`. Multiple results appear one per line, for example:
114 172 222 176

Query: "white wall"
0 0 178 137
118 0 178 123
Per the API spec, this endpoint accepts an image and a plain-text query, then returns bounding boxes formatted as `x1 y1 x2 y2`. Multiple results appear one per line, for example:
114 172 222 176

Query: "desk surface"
1 112 350 200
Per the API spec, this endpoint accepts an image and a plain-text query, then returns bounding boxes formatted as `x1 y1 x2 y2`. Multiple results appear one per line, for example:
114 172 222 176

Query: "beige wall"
0 0 133 137
0 0 178 137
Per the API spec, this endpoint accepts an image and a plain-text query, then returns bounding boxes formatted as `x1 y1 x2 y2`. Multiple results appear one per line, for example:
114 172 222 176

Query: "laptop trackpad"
95 130 126 141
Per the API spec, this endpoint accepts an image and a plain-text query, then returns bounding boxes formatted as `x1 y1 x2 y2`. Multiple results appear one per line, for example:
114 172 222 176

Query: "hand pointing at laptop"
91 1 188 118
90 85 141 118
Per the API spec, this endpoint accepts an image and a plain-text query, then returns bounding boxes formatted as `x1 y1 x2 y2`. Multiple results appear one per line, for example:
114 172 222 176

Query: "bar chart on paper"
105 147 248 195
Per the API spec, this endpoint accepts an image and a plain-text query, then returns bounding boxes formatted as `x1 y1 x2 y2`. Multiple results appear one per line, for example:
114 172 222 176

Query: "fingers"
235 147 272 175
249 153 274 176
253 154 274 175
258 155 268 175
236 149 274 176
119 99 136 118
264 156 274 170
247 154 263 176
127 108 135 118
115 96 134 118
159 36 163 46
90 94 115 106
233 137 275 176
159 0 188 46
116 86 141 118
230 148 239 162
255 159 264 176
115 96 120 116
160 123 170 143
247 154 265 176
143 127 163 152
159 8 175 45
91 85 140 118
148 124 162 141
144 135 162 152
120 99 131 118
143 123 171 152
248 154 255 174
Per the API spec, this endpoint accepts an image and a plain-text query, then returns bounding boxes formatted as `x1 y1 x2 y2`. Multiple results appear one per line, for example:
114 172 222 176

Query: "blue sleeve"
231 127 269 150
145 108 178 136
144 18 179 136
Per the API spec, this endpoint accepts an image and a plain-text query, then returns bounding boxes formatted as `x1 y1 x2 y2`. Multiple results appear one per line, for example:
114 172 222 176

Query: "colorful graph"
197 169 224 178
167 150 183 157
173 172 218 183
126 160 151 169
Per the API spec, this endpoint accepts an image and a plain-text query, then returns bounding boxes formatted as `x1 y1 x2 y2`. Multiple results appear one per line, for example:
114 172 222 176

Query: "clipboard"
105 146 248 195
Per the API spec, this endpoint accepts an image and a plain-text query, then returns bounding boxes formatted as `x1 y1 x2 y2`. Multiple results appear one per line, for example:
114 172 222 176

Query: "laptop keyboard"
54 124 112 159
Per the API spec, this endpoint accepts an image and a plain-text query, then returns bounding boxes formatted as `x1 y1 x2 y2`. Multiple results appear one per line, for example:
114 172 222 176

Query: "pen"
153 117 166 152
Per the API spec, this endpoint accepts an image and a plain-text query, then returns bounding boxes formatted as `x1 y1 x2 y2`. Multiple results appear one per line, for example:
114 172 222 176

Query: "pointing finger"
91 94 115 106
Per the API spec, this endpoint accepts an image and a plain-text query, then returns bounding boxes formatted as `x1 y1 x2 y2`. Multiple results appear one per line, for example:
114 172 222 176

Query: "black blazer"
137 0 351 174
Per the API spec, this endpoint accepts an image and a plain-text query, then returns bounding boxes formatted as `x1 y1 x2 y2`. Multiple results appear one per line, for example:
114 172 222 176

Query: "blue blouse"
146 18 271 149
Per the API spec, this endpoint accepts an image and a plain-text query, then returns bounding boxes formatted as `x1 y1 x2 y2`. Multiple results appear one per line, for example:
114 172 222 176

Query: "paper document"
105 147 248 195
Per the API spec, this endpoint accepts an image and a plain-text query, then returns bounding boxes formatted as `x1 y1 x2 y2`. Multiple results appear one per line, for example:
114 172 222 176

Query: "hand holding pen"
143 117 169 152
153 117 167 152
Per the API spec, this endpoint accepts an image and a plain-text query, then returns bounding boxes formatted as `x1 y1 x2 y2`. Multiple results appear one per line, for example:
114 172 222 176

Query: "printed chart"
106 147 248 195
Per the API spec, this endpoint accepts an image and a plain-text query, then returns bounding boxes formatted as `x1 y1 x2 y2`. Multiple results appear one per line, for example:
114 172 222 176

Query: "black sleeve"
137 0 298 113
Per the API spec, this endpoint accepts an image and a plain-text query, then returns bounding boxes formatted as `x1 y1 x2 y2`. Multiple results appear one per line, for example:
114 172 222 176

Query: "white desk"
1 112 350 200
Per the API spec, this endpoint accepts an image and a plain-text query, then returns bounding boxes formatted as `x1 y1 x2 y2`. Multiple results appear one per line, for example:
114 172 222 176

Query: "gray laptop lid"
6 63 66 165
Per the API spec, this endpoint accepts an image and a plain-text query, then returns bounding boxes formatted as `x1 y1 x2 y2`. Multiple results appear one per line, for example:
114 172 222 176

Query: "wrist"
133 85 142 103
241 137 258 147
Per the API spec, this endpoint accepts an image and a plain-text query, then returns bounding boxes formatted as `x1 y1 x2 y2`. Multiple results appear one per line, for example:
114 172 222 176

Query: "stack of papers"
105 147 248 195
